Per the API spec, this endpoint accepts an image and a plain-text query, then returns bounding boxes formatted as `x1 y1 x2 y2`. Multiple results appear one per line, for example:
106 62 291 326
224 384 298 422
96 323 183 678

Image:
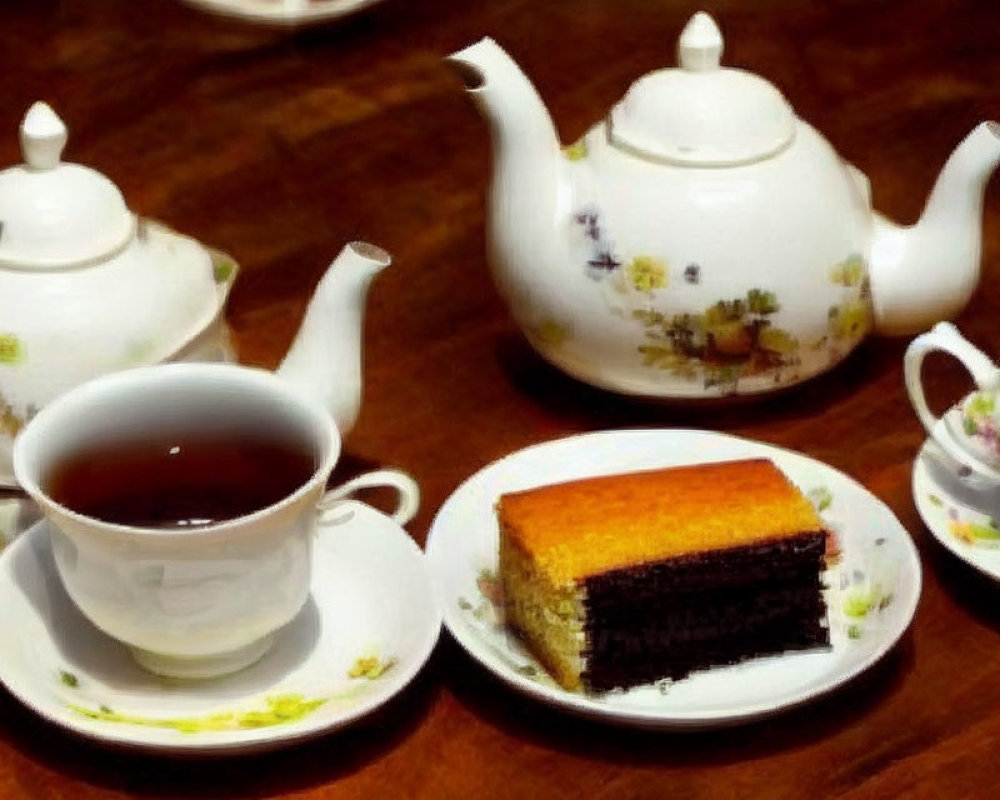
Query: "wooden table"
3 0 1000 796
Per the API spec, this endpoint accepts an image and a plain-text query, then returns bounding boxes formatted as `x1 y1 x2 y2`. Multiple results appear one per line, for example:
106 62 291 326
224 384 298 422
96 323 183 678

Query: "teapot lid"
608 12 796 166
0 102 136 269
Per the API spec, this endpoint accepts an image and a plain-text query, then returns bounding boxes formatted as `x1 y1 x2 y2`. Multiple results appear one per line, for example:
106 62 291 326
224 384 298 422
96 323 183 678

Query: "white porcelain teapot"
0 102 390 485
448 12 1000 399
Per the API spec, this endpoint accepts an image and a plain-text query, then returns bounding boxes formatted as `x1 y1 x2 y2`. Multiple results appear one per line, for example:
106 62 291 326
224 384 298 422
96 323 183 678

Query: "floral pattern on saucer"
912 441 1000 586
923 488 1000 547
0 503 440 754
56 652 397 734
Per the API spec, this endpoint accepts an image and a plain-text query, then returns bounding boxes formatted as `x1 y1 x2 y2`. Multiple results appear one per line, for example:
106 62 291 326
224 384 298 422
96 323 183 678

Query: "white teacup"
12 363 420 680
905 322 1000 498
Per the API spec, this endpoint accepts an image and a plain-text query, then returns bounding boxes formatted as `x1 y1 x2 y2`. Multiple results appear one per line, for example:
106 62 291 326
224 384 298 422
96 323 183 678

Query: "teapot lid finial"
21 102 68 171
0 102 136 270
678 11 722 72
608 12 796 166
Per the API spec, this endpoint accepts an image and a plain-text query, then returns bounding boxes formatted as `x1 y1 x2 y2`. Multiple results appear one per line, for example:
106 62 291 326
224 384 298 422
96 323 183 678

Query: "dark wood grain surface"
3 0 1000 796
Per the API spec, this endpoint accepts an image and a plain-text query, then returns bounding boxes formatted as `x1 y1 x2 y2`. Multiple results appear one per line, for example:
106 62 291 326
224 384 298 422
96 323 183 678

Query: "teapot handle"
904 321 1000 440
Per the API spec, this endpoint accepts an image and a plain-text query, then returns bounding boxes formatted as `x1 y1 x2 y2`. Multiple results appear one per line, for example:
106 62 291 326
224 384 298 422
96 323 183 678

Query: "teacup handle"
904 321 1000 438
317 468 420 526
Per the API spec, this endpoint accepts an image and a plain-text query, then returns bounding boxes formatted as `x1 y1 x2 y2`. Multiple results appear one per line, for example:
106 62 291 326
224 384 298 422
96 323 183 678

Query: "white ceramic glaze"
0 502 440 754
0 103 390 486
904 321 1000 515
425 429 921 729
913 439 1000 579
12 363 420 680
178 0 387 26
448 13 1000 399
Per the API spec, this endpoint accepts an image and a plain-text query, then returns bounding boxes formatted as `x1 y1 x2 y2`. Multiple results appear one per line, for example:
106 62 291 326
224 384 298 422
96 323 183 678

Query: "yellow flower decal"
563 139 588 161
828 300 870 340
69 693 327 732
0 334 24 365
348 654 397 680
626 256 667 292
532 319 570 346
830 254 866 286
211 253 238 285
757 326 799 354
0 394 26 437
948 518 1000 545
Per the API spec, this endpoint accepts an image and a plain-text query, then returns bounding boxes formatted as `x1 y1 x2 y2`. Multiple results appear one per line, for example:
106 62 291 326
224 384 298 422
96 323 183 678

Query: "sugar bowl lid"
0 102 136 269
608 12 796 166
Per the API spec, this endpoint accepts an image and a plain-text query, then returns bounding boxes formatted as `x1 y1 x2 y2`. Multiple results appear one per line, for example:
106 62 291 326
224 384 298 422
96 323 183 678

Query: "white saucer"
178 0 386 25
0 502 440 755
913 438 1000 581
426 428 922 730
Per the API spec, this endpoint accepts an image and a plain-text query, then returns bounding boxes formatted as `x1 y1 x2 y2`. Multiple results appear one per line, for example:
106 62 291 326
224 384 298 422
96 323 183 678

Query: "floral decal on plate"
458 569 555 685
58 649 398 734
823 507 898 641
834 546 895 640
806 484 898 640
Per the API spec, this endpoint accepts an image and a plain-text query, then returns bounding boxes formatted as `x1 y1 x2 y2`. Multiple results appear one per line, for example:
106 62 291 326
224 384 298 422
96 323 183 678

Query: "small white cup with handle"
12 362 420 680
905 321 1000 510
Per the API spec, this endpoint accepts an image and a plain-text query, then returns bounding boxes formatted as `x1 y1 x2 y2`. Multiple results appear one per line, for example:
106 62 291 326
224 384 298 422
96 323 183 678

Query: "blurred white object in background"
177 0 387 25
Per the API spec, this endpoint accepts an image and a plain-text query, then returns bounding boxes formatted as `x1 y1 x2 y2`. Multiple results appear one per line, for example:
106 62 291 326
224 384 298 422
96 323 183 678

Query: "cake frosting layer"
498 458 825 585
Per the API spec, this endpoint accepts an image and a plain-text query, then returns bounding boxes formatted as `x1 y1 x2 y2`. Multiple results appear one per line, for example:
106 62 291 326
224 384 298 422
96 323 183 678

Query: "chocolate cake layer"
581 531 829 692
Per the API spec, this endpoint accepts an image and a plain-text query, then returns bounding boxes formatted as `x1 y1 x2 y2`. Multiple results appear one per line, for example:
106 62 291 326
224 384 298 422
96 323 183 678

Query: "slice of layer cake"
497 458 830 692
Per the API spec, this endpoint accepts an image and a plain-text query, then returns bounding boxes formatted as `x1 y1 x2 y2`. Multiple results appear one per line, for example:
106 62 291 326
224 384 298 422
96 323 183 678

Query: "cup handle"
904 321 1000 438
317 468 420 526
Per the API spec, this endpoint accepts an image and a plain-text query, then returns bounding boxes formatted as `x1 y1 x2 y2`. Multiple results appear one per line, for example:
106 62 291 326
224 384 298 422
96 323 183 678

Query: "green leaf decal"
0 334 24 365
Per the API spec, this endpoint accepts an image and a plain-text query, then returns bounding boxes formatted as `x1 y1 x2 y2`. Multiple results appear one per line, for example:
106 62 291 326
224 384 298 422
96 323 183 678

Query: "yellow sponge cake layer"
497 458 823 586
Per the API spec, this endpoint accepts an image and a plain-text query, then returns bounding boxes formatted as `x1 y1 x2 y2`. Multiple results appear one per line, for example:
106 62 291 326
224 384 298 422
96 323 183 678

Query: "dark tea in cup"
44 431 318 529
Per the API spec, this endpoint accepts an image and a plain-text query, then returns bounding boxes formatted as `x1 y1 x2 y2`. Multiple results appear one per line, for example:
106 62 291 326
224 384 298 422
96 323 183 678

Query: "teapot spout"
447 39 567 293
870 121 1000 336
275 242 390 437
446 37 561 165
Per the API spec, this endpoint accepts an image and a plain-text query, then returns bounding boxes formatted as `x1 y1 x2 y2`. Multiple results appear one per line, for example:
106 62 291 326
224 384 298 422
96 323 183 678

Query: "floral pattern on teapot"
0 249 241 443
532 201 873 394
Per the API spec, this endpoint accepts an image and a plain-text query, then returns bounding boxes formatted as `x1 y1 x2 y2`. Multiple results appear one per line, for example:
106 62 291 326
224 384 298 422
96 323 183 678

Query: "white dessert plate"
178 0 385 25
913 437 1000 581
0 502 440 755
426 428 921 730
